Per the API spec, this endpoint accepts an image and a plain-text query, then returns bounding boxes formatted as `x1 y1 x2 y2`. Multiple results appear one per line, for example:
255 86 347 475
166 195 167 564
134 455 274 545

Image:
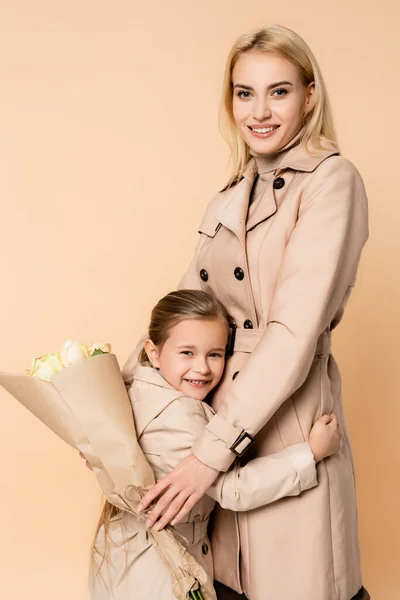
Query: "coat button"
200 269 208 282
234 267 244 280
202 542 209 555
273 177 285 190
232 371 239 380
243 319 253 329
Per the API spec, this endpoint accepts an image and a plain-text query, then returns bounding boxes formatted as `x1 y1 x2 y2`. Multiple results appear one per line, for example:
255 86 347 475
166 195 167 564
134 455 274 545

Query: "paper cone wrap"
0 354 216 599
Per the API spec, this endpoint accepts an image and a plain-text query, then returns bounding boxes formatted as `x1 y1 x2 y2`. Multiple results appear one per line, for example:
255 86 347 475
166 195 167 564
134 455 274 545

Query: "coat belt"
230 327 332 357
174 517 209 545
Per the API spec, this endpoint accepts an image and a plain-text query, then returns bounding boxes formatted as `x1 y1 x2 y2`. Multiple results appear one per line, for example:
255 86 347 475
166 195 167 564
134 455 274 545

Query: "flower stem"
189 590 204 599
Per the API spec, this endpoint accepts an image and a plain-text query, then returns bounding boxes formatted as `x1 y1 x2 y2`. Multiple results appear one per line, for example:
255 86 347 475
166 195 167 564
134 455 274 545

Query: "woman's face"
145 318 227 401
232 51 315 155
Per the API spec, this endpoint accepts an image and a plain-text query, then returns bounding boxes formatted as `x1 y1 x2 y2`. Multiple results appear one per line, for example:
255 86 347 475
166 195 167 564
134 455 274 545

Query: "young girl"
91 289 339 600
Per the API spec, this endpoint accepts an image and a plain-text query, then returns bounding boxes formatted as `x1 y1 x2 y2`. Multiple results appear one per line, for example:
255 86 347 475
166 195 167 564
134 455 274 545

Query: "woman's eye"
272 88 288 97
237 90 251 99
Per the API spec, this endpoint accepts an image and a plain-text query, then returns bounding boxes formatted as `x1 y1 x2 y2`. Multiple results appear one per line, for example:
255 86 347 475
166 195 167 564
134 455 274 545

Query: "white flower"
29 353 64 382
60 339 89 367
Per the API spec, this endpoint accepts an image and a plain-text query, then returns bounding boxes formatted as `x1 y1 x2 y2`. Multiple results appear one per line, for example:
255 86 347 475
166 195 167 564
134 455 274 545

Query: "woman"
124 25 369 600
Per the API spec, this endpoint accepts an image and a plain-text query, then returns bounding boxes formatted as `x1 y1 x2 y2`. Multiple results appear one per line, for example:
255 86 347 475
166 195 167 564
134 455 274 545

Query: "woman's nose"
252 97 271 122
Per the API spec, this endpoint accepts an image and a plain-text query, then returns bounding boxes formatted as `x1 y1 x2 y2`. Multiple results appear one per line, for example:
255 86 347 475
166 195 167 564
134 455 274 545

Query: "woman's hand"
137 453 219 530
309 413 340 462
79 451 93 471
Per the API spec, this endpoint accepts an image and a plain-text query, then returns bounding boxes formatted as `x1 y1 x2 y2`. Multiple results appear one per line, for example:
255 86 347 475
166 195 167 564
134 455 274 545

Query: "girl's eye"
180 351 193 356
272 88 288 97
237 90 252 99
209 352 224 358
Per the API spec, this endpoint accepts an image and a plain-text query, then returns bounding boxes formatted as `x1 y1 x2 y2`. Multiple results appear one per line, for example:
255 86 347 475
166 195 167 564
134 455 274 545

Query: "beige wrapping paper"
0 353 216 600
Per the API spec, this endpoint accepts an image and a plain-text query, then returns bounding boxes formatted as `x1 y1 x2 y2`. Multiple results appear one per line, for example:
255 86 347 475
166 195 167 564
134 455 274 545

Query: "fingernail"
145 519 152 528
137 504 143 513
171 519 176 526
153 522 162 531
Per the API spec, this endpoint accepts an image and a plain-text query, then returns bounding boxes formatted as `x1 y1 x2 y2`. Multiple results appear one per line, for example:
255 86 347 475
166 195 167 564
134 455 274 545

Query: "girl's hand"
79 451 93 471
309 413 340 463
137 453 219 530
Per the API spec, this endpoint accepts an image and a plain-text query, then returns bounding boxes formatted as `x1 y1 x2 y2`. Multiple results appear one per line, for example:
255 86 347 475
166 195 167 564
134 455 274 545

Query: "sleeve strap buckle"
230 431 255 457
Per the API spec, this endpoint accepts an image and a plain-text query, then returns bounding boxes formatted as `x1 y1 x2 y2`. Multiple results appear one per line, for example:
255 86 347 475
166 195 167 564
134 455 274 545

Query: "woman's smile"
247 124 280 138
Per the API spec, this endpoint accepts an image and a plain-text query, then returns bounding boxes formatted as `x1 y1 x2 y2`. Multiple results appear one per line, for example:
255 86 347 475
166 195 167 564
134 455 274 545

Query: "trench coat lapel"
206 141 339 241
216 176 253 245
244 142 339 232
216 162 279 245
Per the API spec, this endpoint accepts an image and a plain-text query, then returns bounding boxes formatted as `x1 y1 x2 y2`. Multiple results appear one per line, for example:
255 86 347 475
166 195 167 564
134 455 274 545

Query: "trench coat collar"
131 365 185 437
216 140 339 239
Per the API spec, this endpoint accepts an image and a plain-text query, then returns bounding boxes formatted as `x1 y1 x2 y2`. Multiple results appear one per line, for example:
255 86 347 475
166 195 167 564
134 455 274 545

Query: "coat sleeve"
191 157 369 471
159 398 318 510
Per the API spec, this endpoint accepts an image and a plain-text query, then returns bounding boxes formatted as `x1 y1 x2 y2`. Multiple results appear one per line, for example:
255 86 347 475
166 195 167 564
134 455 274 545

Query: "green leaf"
91 348 108 356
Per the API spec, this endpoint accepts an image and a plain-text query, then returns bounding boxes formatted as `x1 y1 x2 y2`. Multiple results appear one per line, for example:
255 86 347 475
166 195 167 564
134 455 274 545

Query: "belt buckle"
226 322 237 356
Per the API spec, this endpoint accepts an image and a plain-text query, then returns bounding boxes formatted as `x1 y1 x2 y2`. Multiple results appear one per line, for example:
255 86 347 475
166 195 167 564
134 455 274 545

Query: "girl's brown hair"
220 24 338 188
91 289 231 580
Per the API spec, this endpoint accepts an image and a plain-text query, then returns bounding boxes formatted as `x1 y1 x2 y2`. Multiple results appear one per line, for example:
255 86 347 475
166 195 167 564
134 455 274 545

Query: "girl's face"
145 318 227 401
232 51 315 155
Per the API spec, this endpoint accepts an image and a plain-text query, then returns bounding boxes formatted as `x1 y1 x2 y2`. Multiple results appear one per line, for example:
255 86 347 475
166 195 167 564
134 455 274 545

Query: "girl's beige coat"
91 366 317 599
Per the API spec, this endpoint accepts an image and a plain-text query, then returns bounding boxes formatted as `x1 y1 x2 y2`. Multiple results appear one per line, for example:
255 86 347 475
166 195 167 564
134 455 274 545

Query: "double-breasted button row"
201 267 247 282
243 319 253 329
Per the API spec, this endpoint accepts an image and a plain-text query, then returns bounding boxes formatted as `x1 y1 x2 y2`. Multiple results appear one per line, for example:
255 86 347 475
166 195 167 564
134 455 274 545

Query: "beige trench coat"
174 142 369 600
92 365 318 600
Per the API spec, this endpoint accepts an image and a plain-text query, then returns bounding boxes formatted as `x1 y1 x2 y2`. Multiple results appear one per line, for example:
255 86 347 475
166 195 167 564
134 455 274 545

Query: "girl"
91 289 339 600
127 25 370 600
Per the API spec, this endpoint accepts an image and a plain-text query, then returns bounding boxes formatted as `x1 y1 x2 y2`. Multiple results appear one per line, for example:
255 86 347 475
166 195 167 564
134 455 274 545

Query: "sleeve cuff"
286 442 317 492
191 414 246 472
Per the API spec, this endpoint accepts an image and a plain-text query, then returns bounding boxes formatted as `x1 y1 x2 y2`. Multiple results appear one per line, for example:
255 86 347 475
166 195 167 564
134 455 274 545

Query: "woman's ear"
144 339 161 368
304 81 316 115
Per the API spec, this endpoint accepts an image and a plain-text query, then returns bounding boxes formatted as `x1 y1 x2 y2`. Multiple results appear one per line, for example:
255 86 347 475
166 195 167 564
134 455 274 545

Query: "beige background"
0 1 398 598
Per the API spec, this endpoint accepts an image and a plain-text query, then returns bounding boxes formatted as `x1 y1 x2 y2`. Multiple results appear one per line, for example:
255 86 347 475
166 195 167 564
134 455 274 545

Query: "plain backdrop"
0 1 399 598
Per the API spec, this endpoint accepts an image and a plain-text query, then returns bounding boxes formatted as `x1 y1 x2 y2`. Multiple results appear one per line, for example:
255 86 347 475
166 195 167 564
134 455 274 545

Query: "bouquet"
0 340 214 600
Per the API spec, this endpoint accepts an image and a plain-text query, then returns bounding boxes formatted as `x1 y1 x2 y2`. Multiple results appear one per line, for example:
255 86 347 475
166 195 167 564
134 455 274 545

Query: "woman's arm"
145 398 318 528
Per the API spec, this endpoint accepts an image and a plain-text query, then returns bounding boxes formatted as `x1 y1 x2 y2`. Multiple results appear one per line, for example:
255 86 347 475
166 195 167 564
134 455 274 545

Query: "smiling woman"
125 24 370 600
232 54 314 151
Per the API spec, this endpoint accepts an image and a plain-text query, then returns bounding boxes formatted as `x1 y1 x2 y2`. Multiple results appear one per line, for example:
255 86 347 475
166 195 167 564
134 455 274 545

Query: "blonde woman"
124 25 370 600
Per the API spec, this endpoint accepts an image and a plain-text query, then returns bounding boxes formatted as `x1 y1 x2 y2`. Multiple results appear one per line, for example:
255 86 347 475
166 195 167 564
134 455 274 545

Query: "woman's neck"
251 127 305 176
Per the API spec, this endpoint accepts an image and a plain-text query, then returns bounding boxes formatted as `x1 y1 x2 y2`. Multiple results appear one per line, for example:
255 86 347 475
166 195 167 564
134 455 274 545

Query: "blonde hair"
219 24 339 187
91 289 231 580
